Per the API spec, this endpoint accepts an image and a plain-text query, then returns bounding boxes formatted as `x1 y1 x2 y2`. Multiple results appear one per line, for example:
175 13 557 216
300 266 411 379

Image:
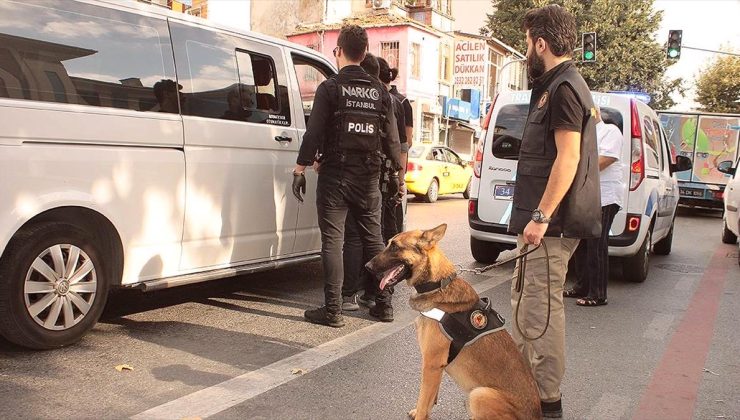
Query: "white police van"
0 0 338 348
468 91 692 282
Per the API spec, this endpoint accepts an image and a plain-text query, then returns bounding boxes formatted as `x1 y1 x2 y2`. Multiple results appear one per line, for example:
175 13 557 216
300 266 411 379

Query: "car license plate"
494 184 515 200
679 187 703 198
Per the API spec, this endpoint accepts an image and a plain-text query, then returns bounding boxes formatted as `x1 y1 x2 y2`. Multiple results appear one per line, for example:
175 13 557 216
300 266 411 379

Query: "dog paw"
408 408 417 419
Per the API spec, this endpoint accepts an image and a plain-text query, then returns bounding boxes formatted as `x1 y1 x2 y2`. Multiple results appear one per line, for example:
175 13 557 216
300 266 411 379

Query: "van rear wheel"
623 228 651 283
653 220 674 255
470 237 502 264
722 221 737 244
0 222 109 349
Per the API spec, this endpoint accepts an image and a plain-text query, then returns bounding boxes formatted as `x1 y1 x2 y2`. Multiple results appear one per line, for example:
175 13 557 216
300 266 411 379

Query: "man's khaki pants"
510 235 579 403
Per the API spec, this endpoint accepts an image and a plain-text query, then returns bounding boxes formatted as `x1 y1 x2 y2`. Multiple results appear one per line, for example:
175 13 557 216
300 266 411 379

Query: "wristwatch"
531 208 552 224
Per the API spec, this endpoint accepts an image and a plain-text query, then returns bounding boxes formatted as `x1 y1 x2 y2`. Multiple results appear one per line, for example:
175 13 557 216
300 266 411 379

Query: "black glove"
388 172 400 199
292 172 306 202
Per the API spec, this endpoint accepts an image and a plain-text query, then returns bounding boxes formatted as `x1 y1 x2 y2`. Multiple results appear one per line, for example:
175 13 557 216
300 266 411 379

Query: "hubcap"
23 244 97 331
643 231 651 275
429 181 438 201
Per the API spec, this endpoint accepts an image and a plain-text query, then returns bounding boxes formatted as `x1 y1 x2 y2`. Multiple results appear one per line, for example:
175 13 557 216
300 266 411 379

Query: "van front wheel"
0 222 109 349
623 228 651 283
470 237 502 264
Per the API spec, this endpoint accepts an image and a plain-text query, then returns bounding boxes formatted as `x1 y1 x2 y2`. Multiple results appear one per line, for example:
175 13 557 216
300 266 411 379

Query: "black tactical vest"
509 61 602 239
421 297 506 364
331 72 387 155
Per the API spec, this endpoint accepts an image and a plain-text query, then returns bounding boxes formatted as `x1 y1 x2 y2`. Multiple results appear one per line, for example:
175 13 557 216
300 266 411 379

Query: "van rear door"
477 96 528 227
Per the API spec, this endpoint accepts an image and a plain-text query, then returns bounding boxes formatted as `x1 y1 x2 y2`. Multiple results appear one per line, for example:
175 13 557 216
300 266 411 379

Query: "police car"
468 91 692 282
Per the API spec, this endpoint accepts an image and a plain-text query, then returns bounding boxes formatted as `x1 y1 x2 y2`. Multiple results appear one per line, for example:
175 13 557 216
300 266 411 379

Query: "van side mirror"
491 135 520 160
670 155 692 174
717 160 736 176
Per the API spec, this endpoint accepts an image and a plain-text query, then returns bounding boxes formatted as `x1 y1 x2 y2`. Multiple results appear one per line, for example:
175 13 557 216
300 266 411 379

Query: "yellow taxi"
404 144 473 203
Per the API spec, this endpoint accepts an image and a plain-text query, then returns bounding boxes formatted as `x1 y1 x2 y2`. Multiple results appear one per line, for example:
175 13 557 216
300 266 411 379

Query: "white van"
468 91 692 282
0 0 337 348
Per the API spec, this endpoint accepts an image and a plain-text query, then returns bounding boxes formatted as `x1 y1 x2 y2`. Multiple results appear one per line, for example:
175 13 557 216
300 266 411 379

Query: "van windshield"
491 104 623 160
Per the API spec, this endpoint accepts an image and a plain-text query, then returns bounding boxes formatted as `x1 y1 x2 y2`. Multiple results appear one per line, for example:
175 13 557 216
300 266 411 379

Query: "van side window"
653 120 667 170
0 0 176 112
171 23 291 126
290 54 332 123
490 104 528 160
642 116 661 169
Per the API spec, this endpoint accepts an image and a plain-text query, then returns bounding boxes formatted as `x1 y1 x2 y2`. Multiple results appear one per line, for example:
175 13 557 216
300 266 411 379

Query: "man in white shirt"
565 109 624 306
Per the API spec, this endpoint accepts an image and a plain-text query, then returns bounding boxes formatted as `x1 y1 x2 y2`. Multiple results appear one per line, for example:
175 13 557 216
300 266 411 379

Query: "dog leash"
457 241 551 341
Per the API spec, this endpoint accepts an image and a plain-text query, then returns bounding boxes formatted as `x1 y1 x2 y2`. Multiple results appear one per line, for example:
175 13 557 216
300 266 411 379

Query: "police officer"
379 58 414 234
508 5 601 418
292 25 402 328
341 53 402 321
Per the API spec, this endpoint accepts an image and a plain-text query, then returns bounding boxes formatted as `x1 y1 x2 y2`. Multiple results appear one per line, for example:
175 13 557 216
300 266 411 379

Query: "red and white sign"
454 40 487 88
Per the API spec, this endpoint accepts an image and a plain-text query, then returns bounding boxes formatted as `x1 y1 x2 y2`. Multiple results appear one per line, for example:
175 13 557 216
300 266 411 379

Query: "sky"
452 0 740 111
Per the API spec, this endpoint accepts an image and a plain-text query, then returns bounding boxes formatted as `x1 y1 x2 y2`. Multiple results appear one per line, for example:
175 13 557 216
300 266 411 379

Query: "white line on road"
132 275 510 420
585 392 631 420
642 313 675 341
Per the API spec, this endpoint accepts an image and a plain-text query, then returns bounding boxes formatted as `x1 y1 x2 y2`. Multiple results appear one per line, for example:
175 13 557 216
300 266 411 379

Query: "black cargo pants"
316 158 389 316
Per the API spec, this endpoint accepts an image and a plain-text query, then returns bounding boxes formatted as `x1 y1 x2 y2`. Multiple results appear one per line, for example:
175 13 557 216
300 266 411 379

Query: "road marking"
586 393 630 420
132 274 511 419
633 245 733 420
642 313 675 341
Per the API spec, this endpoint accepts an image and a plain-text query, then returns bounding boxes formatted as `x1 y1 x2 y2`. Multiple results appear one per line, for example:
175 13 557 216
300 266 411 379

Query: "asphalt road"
1 196 738 420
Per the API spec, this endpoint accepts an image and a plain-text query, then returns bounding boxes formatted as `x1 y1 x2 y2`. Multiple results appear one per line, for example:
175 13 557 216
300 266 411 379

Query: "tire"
462 177 472 199
623 228 651 283
0 222 110 349
653 220 674 255
424 178 439 203
470 237 502 264
722 221 737 244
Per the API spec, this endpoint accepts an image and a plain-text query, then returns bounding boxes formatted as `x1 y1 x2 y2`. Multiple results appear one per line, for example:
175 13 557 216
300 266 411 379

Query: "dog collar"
414 272 456 294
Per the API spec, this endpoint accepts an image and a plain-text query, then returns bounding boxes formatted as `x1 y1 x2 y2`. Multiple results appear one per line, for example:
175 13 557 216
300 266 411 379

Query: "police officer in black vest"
292 25 402 328
508 6 601 418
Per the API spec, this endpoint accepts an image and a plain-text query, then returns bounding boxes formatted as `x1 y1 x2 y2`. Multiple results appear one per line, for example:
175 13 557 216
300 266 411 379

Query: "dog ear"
421 224 447 247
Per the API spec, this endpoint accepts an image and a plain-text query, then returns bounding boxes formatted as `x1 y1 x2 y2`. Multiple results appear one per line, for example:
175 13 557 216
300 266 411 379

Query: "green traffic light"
668 49 679 58
584 51 594 60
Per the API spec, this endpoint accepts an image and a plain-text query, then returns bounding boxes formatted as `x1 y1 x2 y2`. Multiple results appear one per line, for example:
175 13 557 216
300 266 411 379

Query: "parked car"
468 91 692 282
718 157 740 265
405 144 473 203
0 0 336 349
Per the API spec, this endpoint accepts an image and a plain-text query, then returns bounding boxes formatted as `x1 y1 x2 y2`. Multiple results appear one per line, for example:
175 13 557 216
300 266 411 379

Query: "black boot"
304 306 345 328
541 399 562 418
369 303 393 322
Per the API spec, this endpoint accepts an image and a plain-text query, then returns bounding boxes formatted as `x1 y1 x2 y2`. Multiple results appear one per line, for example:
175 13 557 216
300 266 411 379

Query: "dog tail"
468 387 541 420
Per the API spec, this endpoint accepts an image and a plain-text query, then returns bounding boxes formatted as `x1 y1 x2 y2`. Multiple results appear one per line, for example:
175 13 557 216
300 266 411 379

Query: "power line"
682 46 740 57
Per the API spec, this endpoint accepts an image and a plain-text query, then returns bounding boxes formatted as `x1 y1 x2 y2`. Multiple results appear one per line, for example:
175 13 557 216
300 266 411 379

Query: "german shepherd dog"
366 224 541 420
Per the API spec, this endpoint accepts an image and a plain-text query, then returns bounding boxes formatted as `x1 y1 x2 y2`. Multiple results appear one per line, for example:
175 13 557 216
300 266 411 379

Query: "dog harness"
421 297 506 364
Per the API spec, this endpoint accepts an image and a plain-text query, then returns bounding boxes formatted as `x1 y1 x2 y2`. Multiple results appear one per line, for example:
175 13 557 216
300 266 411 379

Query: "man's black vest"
509 61 602 239
329 72 387 155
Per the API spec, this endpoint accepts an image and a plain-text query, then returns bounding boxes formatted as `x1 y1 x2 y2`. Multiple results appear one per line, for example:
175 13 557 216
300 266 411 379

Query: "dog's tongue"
379 264 405 290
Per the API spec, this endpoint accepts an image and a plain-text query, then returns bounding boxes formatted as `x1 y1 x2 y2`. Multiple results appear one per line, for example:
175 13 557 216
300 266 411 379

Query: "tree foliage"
480 0 684 109
695 54 740 114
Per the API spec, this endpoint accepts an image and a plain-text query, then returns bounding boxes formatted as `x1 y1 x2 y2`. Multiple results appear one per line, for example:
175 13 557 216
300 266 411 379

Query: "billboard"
660 113 740 184
454 39 487 89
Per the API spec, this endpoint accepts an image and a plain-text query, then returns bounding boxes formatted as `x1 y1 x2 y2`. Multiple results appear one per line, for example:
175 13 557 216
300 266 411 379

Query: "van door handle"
274 135 292 142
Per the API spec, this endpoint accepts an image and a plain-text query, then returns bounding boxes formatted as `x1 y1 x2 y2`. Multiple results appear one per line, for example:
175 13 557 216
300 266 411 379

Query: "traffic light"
667 30 682 59
582 32 596 62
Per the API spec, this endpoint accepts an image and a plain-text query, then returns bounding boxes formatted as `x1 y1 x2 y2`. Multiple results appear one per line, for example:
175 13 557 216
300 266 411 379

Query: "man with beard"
508 5 601 418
